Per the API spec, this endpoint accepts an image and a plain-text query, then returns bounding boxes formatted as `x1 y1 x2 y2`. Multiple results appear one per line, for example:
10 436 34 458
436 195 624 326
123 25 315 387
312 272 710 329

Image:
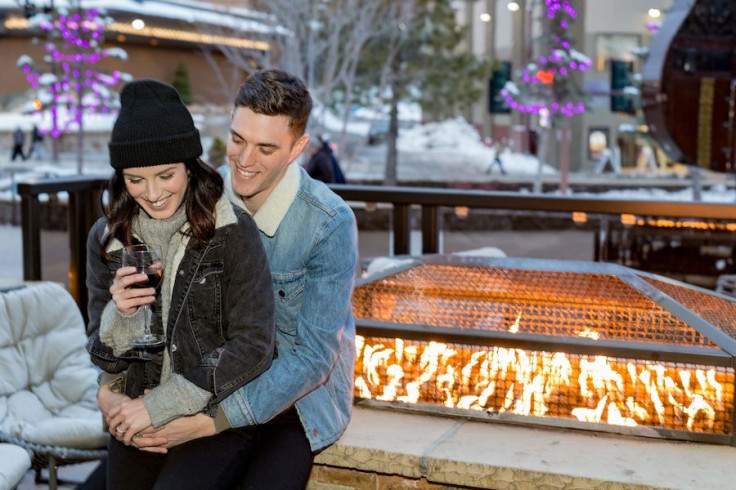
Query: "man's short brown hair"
234 69 312 137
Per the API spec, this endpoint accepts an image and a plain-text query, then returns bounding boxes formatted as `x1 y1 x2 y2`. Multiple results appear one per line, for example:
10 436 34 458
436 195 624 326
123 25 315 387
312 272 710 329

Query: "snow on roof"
0 0 285 35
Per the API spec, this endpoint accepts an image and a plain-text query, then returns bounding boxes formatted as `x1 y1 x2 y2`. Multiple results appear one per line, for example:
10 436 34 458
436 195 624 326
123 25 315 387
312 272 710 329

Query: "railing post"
20 192 41 281
595 218 611 262
67 186 104 321
421 205 439 254
393 203 410 255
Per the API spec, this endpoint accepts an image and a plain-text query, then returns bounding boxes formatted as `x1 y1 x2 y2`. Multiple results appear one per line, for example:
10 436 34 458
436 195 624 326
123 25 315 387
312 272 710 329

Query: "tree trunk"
534 127 550 193
385 79 400 186
558 121 570 194
384 47 401 186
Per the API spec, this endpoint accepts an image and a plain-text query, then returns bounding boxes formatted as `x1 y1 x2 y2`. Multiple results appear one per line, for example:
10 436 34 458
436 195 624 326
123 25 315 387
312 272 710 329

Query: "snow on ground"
574 182 736 202
396 117 557 175
320 108 556 176
0 110 117 132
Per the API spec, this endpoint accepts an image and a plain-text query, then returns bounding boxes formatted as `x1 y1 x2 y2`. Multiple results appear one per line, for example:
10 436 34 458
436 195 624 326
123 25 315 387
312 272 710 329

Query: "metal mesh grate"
355 335 735 436
644 277 736 341
353 264 715 347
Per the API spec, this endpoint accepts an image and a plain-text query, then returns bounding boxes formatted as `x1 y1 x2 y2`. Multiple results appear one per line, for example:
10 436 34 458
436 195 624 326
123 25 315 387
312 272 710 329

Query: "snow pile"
574 183 736 203
397 117 556 175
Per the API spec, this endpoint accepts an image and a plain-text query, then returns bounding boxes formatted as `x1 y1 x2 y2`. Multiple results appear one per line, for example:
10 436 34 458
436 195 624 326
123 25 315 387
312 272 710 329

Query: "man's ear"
291 134 310 161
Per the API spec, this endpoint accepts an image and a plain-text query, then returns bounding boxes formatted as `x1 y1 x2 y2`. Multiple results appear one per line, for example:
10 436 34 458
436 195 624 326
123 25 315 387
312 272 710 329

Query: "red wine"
131 270 163 289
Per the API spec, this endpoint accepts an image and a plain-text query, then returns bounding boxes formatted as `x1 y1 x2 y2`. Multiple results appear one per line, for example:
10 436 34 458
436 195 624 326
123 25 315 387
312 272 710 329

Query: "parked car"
367 119 417 145
367 119 390 145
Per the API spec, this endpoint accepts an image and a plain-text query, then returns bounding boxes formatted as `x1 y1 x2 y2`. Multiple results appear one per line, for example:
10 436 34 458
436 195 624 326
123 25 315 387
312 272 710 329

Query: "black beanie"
109 79 202 169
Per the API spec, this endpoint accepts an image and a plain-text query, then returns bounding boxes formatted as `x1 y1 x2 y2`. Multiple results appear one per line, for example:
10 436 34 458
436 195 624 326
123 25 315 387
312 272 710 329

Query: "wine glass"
121 244 165 349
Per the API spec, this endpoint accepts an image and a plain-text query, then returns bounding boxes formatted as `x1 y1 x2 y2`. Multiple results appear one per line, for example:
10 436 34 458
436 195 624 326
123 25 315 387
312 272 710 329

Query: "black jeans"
77 407 315 490
239 406 315 489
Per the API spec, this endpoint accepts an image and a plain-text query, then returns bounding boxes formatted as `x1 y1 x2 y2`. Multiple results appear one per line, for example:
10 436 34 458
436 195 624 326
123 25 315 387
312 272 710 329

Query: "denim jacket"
219 163 357 451
85 197 275 419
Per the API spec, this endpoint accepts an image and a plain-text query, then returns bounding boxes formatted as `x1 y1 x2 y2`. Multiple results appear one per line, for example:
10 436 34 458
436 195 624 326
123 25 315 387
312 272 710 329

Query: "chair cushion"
0 443 31 489
0 282 106 449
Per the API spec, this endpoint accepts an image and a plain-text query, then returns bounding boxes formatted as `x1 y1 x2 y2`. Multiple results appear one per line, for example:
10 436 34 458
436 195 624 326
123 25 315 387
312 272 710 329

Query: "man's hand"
133 413 216 453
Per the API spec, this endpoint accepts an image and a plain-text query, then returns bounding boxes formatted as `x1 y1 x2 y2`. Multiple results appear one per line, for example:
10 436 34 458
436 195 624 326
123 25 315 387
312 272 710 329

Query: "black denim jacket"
85 203 275 408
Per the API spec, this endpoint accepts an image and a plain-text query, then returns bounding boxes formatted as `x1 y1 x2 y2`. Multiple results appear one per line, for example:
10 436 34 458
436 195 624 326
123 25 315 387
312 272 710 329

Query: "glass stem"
143 304 152 337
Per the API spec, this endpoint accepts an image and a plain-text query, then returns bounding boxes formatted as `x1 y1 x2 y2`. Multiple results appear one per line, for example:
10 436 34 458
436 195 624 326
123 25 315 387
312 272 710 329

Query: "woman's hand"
98 384 131 421
107 397 153 445
110 266 155 315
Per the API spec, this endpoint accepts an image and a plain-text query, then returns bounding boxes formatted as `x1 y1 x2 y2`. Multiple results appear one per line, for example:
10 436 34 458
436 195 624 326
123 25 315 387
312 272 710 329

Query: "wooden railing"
17 176 107 322
16 176 736 317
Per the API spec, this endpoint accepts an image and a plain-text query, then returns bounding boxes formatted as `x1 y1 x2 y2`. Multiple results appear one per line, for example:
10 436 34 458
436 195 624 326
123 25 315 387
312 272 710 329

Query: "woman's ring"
116 427 126 434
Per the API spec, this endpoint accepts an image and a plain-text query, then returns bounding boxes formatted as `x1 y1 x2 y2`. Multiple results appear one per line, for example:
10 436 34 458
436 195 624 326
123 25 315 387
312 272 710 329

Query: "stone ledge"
312 405 736 489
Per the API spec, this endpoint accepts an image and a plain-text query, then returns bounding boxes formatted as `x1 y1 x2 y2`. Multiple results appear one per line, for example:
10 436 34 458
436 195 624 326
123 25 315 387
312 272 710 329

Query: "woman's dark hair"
100 158 223 257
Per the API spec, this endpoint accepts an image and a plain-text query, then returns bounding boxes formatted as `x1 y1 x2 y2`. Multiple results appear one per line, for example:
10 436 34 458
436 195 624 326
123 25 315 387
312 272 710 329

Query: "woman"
84 79 274 489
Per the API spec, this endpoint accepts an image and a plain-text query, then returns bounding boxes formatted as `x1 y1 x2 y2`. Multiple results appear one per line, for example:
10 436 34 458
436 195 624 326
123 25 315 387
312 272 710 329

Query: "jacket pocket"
272 269 306 336
187 261 224 323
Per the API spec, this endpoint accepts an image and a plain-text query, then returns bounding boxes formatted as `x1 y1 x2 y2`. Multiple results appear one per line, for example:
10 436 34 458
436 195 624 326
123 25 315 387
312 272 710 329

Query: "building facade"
0 0 281 108
457 0 673 172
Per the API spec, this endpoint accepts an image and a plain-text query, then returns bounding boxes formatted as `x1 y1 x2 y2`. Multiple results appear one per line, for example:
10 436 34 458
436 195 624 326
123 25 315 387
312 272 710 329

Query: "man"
11 126 25 161
305 137 335 184
93 69 358 488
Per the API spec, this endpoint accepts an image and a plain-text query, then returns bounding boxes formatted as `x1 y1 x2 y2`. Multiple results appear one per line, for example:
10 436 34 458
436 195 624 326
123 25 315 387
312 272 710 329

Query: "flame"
354 333 734 435
635 218 736 232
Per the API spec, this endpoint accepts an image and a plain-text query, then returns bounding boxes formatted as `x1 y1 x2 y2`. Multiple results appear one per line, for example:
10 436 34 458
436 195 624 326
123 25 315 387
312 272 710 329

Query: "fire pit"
352 255 736 445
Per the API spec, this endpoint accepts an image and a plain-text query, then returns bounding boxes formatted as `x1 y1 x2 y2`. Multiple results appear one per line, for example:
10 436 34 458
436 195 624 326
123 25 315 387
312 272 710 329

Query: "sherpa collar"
225 162 300 238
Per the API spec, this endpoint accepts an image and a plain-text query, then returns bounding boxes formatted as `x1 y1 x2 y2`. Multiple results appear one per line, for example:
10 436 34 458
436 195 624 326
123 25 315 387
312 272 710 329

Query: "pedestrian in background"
11 126 25 161
305 137 335 183
27 125 45 160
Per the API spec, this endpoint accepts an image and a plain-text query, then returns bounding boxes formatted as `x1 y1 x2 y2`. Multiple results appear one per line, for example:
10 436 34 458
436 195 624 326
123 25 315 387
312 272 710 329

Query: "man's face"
226 106 309 213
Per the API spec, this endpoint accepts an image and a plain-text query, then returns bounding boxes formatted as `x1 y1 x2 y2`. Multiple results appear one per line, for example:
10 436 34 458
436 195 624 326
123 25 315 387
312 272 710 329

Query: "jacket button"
312 429 318 437
171 344 177 352
179 270 184 276
279 290 286 298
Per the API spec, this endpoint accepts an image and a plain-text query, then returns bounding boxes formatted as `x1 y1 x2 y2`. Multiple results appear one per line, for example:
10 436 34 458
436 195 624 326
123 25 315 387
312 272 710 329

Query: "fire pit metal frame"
353 255 736 446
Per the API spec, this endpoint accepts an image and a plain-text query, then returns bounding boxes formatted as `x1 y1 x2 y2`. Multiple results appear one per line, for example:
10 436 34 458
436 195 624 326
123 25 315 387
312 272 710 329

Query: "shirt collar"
226 163 301 237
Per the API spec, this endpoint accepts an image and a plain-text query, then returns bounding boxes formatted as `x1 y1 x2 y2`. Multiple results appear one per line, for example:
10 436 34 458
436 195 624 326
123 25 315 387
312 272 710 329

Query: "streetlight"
507 1 520 12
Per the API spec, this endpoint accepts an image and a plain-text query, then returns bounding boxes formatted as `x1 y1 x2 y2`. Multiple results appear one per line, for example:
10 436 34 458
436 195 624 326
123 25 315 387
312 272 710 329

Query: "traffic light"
489 61 512 114
610 59 635 114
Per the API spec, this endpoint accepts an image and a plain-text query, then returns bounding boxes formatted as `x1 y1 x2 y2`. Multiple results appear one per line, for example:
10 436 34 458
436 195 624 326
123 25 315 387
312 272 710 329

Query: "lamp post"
483 0 496 139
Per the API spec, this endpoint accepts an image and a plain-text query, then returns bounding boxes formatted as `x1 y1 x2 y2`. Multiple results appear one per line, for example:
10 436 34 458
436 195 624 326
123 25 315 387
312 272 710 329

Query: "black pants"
238 406 315 489
78 407 314 490
11 144 25 161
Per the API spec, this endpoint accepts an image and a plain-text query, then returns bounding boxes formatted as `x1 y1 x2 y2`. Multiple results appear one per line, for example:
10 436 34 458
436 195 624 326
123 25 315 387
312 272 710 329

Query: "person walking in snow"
11 126 26 161
27 125 45 160
486 139 507 175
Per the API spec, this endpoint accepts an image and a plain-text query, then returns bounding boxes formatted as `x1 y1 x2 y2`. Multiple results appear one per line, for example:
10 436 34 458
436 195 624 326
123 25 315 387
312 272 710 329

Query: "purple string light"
20 6 122 135
505 0 589 117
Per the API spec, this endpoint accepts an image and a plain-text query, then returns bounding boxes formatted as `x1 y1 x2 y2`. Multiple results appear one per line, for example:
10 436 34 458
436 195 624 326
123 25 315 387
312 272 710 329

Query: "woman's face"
123 163 189 219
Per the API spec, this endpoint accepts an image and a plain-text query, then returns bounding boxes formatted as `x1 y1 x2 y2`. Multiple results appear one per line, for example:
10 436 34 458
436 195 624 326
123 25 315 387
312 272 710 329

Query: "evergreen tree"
16 0 129 169
172 61 193 105
355 0 490 183
207 136 226 168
